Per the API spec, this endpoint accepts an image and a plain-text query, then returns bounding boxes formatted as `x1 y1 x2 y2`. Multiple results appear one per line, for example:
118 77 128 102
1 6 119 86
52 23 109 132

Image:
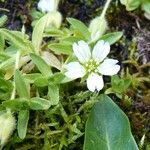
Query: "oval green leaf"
67 18 90 41
17 110 29 139
15 70 29 98
2 98 30 111
34 77 49 87
30 53 52 77
0 29 33 53
120 0 141 11
30 97 51 110
0 15 7 27
32 12 53 53
48 43 72 55
48 84 59 105
83 95 138 150
99 32 123 45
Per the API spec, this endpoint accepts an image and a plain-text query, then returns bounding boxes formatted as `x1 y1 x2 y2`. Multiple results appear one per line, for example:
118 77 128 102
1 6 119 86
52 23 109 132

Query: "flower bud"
0 111 16 147
89 16 108 42
37 0 62 28
38 0 60 13
46 11 62 28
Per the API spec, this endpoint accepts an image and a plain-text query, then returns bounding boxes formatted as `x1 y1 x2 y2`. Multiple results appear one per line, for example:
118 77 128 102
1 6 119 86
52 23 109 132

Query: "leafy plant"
120 0 150 19
0 0 141 149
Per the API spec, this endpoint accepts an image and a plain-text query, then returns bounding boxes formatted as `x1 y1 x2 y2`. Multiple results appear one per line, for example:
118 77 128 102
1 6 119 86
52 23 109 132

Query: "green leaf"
48 83 59 105
0 56 15 71
120 0 141 11
24 73 43 83
0 35 5 51
0 76 12 100
0 15 7 27
111 75 131 94
17 110 29 139
30 53 52 77
31 9 43 20
142 1 150 14
2 98 30 111
67 18 90 41
44 27 71 38
48 43 72 55
0 29 34 53
41 51 62 70
62 36 84 44
84 95 138 150
3 97 51 111
30 97 51 110
0 53 10 62
99 32 123 45
15 70 29 98
34 77 49 87
49 72 74 84
44 28 65 37
5 45 18 55
32 13 52 53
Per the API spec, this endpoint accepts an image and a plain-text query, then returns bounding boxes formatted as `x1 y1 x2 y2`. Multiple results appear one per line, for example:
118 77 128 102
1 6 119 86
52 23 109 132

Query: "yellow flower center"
85 59 99 73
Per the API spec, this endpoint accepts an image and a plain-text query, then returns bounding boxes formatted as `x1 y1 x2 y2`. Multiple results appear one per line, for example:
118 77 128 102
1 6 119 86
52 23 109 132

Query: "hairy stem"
101 0 112 18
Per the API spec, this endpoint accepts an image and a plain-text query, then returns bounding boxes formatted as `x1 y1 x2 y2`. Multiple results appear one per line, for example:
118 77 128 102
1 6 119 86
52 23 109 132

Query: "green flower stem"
101 0 112 19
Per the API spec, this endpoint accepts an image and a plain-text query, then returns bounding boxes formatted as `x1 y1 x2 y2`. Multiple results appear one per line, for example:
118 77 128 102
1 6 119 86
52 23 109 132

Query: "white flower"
64 40 120 92
38 0 59 13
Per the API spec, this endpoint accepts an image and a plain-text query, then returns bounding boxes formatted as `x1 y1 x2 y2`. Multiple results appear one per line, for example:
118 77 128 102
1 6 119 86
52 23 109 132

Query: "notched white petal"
98 59 120 76
87 73 104 92
73 41 91 63
92 40 110 63
64 62 85 79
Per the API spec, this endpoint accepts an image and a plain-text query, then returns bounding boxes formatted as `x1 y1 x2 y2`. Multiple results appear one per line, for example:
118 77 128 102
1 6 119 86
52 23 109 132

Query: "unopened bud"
89 16 108 42
38 0 60 13
0 111 16 147
46 11 62 28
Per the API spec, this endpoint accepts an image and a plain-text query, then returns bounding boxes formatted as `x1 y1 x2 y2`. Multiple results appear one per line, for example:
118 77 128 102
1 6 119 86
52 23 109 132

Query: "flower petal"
98 59 120 76
38 0 58 13
65 62 86 79
73 41 91 63
87 73 104 92
92 40 110 63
